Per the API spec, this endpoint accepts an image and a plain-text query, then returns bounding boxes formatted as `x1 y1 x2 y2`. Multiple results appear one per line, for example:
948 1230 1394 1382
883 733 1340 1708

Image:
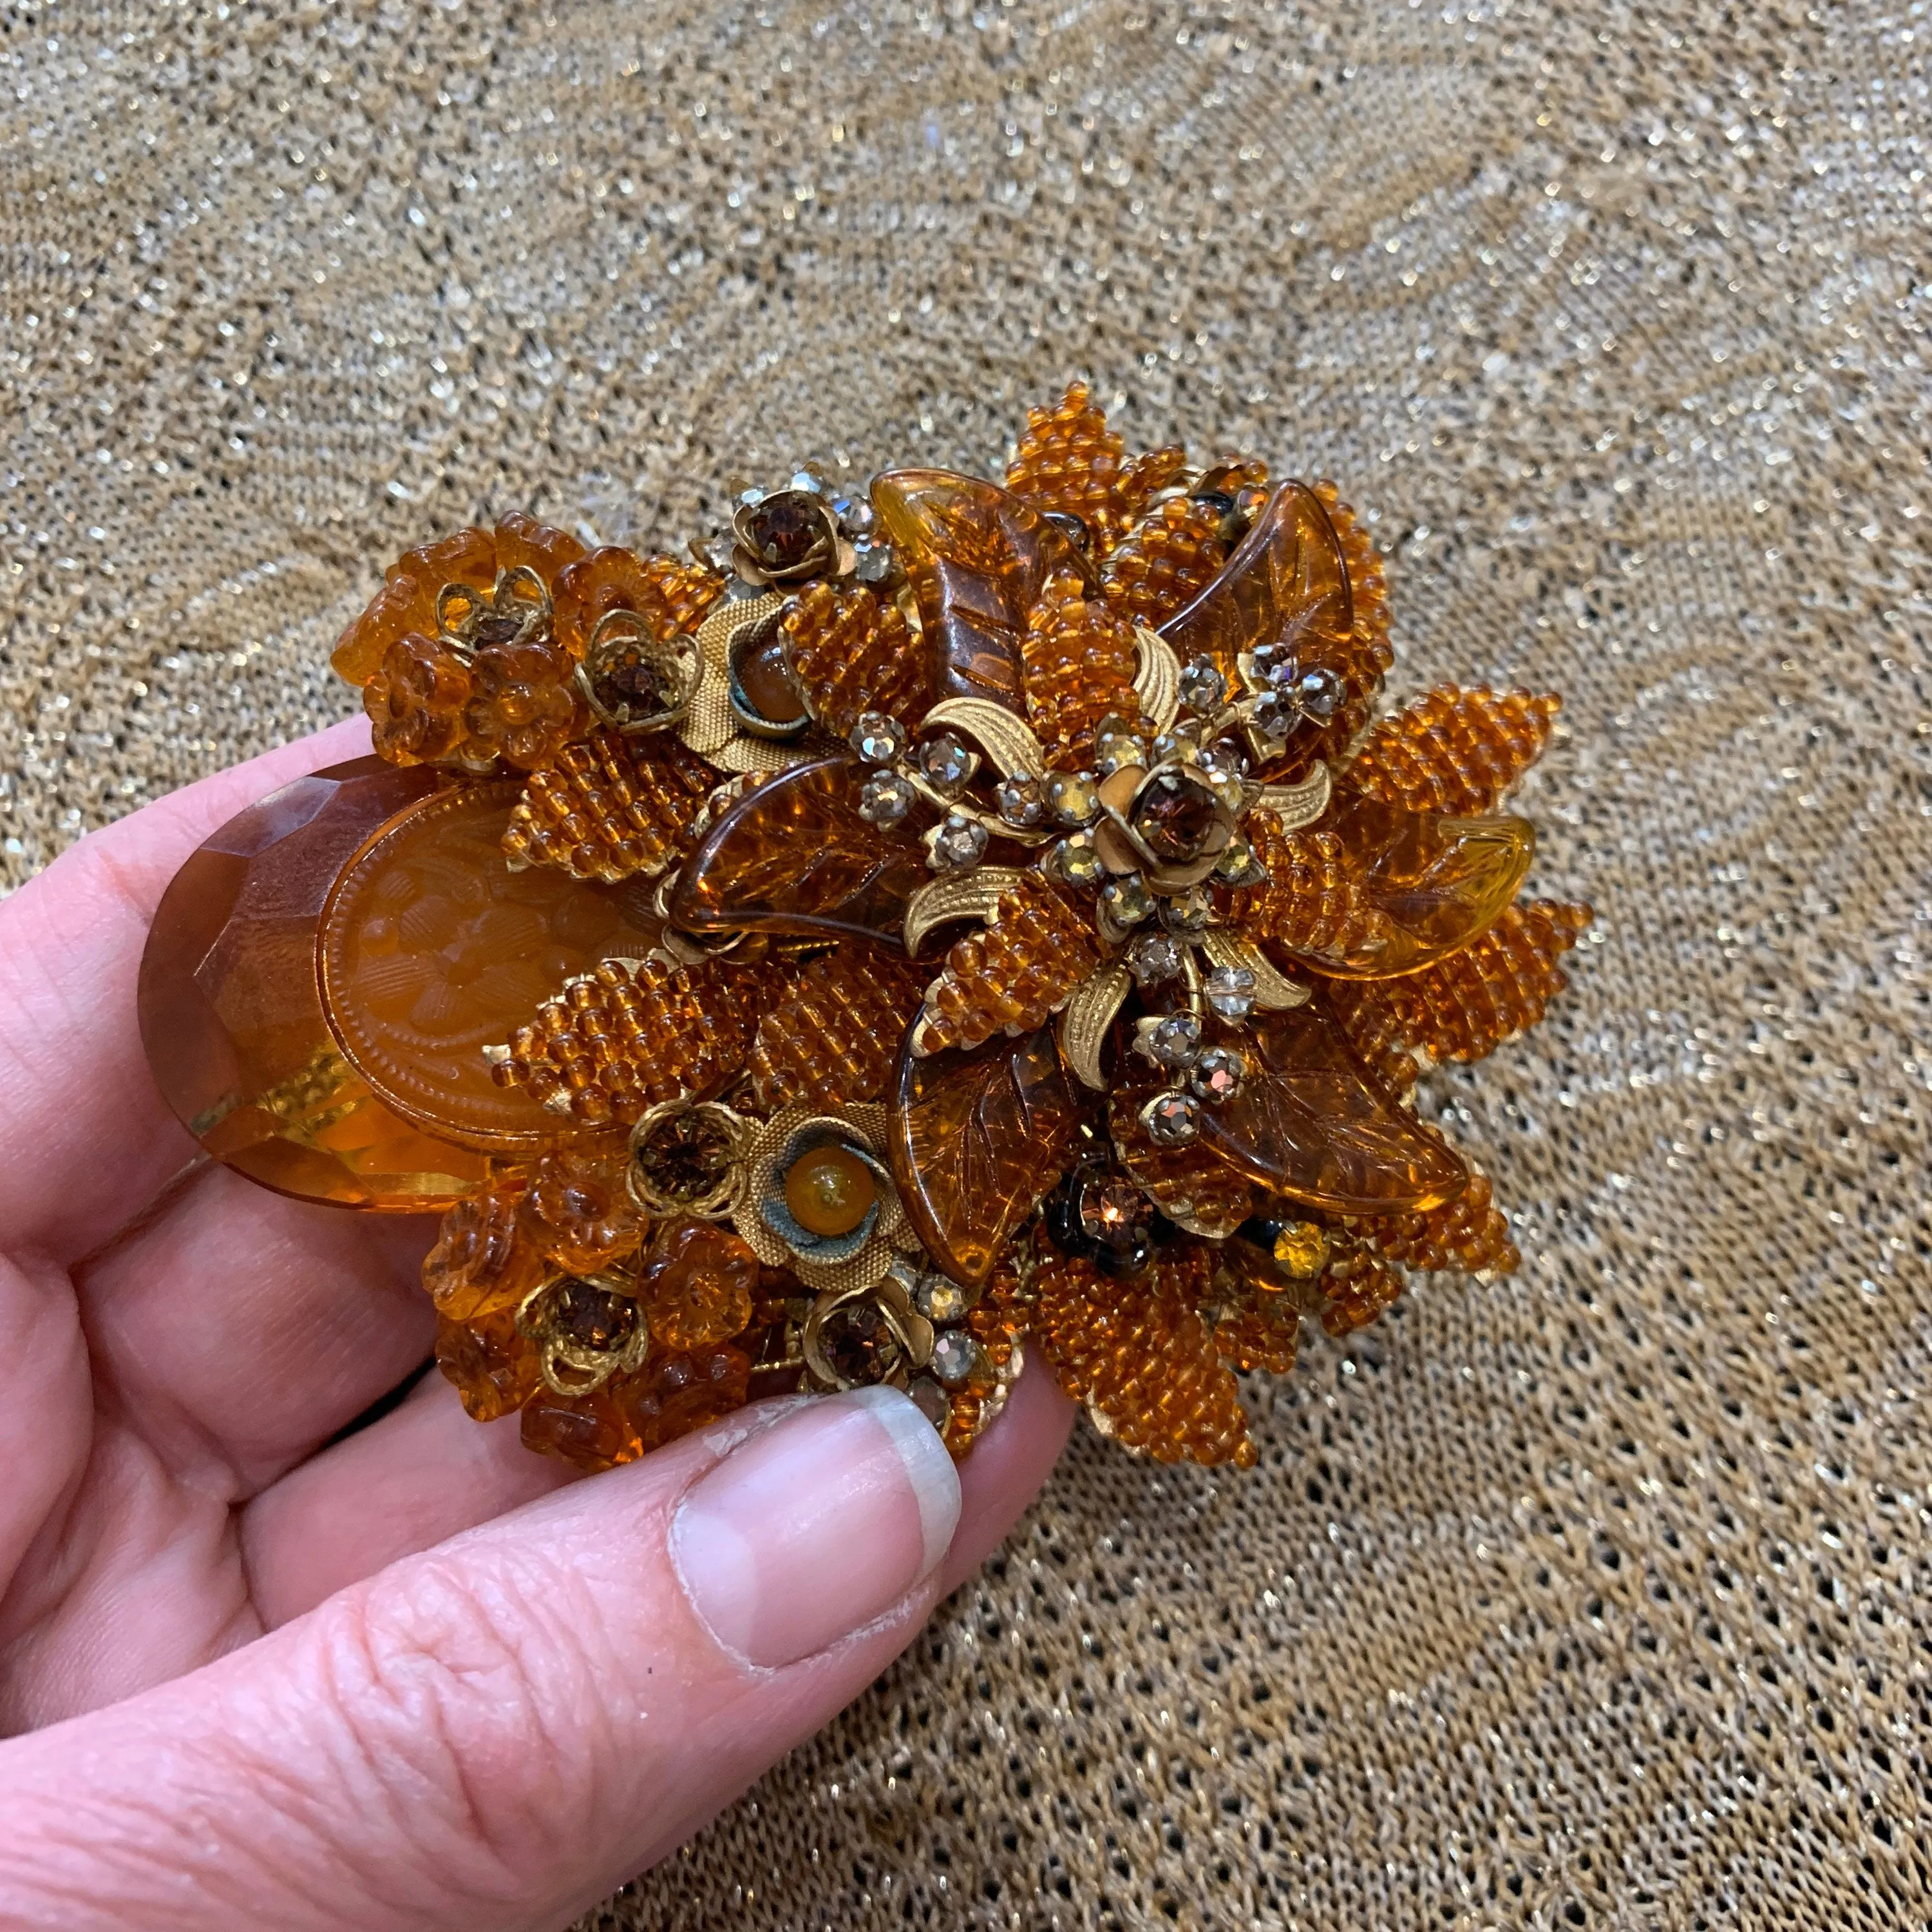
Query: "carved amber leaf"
670 755 930 943
872 468 1086 714
1197 1003 1469 1215
889 1025 1084 1288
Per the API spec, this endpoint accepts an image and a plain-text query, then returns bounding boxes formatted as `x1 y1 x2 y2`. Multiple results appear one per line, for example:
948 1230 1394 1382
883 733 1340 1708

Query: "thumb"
0 1372 1072 1932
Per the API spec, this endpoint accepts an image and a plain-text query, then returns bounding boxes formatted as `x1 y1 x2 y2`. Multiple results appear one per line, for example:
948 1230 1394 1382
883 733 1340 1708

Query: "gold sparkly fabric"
5 3 1927 1924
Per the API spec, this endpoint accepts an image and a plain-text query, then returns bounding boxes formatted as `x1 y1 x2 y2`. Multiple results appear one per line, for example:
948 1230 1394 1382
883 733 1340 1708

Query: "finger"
77 1162 437 1497
0 714 369 1265
0 1379 1066 1932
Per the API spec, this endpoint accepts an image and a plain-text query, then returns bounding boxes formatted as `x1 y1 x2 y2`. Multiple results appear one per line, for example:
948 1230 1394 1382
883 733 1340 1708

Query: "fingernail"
668 1386 961 1670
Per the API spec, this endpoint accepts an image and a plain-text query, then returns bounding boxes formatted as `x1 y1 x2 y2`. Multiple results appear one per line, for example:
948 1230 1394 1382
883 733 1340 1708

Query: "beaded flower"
140 382 1591 1474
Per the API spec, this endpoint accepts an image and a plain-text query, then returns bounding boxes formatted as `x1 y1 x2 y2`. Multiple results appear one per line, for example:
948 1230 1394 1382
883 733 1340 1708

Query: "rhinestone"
1215 838 1267 887
743 492 829 573
1094 715 1148 776
699 533 738 574
1179 656 1227 710
1251 639 1300 690
817 1298 904 1386
1148 724 1202 764
1099 872 1154 927
1190 1045 1247 1104
858 772 916 826
1050 833 1104 888
850 711 907 764
907 1376 950 1428
930 1329 982 1388
914 1272 980 1323
1130 768 1222 863
1142 1090 1200 1146
550 1278 639 1354
917 732 976 796
1272 1221 1331 1278
995 773 1047 828
1126 930 1185 985
1296 668 1342 723
724 574 766 602
1160 886 1214 934
831 491 876 536
929 813 989 871
853 542 895 583
737 484 767 507
632 1108 738 1207
1204 964 1256 1020
1249 691 1294 739
790 468 826 495
1046 771 1102 826
1195 739 1249 781
1137 1012 1203 1070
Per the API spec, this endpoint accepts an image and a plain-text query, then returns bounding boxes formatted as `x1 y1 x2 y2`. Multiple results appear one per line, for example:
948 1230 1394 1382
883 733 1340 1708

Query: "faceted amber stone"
422 1176 545 1320
672 755 931 943
890 1025 1084 1289
618 1342 752 1454
1347 685 1562 817
551 546 723 660
138 756 492 1210
1018 569 1145 768
871 469 1086 712
316 778 660 1150
637 1217 759 1351
491 954 782 1126
1102 496 1235 630
332 527 498 687
1005 381 1186 555
493 510 587 582
521 1383 643 1470
501 728 715 884
1028 1240 1256 1466
781 581 930 736
916 873 1102 1056
748 938 926 1112
1367 1168 1519 1276
520 1142 645 1274
435 1307 540 1422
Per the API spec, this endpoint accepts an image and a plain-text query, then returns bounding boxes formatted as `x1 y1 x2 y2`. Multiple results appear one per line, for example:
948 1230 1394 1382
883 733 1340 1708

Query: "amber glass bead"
784 1144 876 1236
637 1217 760 1351
1368 1169 1519 1276
1231 811 1394 967
491 954 781 1126
493 510 586 582
1101 497 1234 630
551 545 723 659
1319 1243 1405 1338
332 526 498 687
423 1177 545 1320
620 1342 752 1455
502 727 714 884
519 1143 645 1273
1029 1242 1256 1466
461 635 585 772
1107 1081 1262 1237
317 778 660 1150
521 1383 643 1470
782 581 930 736
1019 569 1146 767
138 756 493 1209
916 873 1101 1056
1347 685 1562 817
365 632 477 768
1209 1247 1305 1374
435 1307 541 1421
1005 380 1186 554
747 938 927 1112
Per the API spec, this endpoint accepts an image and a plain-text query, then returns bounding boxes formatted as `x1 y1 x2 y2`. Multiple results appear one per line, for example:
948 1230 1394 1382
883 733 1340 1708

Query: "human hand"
0 716 1074 1931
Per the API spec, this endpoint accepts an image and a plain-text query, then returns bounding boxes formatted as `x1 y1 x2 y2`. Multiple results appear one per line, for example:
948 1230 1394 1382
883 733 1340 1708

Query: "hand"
0 717 1074 1932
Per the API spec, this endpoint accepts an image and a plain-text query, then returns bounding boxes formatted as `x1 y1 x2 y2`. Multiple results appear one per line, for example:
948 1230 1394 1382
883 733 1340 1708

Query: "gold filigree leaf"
902 866 1028 954
1197 929 1310 1010
920 698 1050 779
1132 625 1183 734
1058 961 1131 1090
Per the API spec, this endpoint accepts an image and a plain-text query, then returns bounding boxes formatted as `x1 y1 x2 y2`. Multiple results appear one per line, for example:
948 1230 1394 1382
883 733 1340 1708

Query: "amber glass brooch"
140 383 1591 1472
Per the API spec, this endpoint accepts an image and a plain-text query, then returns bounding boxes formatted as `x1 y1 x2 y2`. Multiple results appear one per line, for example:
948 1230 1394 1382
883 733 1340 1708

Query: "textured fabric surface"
4 1 1928 1925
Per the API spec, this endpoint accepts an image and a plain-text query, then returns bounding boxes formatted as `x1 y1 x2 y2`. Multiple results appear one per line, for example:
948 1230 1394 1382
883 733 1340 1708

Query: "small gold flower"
733 1103 910 1291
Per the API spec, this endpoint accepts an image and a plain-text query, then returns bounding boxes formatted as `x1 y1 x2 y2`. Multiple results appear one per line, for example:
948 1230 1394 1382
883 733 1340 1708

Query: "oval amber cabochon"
138 756 493 1211
317 778 661 1151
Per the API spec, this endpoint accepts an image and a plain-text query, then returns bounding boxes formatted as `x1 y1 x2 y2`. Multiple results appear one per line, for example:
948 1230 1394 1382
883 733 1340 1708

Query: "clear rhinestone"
1046 771 1102 826
1099 872 1154 927
929 813 989 871
1195 739 1249 781
699 533 738 574
850 711 907 764
1204 964 1256 1020
724 574 766 602
1126 931 1185 985
1137 1012 1203 1070
737 484 768 507
1251 639 1298 690
1050 833 1104 888
791 468 829 495
1249 690 1295 740
907 1376 950 1428
853 542 895 583
930 1329 982 1388
914 1272 980 1323
1214 838 1267 887
1296 668 1341 723
858 772 916 826
995 774 1047 828
1141 1090 1200 1146
831 491 876 536
917 732 976 795
1160 886 1214 933
1190 1045 1247 1104
1179 656 1227 710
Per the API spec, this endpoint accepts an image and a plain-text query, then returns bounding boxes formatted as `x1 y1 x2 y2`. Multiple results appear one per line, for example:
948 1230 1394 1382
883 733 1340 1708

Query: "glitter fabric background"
3 1 1927 1925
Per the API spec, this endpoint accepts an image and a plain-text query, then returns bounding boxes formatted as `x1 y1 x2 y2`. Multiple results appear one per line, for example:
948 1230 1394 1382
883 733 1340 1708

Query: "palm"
0 719 569 1734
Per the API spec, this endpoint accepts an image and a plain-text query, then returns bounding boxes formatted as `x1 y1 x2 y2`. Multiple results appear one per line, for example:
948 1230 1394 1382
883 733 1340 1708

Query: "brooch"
140 383 1591 1472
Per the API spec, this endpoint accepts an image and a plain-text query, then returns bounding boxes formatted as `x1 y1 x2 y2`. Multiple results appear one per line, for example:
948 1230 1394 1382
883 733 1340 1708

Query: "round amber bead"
782 1145 876 1237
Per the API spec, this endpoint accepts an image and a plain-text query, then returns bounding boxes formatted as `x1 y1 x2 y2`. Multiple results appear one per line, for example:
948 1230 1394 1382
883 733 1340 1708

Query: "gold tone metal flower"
514 1270 650 1397
733 1102 911 1291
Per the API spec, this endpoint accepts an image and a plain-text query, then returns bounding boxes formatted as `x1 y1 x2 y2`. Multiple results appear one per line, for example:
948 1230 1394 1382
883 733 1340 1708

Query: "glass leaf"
889 1025 1084 1287
670 754 929 943
1197 1003 1469 1214
872 468 1086 714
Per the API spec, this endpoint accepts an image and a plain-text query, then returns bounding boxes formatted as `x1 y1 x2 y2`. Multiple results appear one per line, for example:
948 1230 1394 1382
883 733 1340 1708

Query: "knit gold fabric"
4 3 1925 1926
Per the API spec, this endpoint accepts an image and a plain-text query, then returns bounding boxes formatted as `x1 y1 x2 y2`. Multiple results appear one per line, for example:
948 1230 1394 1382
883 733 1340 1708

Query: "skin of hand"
0 715 1074 1932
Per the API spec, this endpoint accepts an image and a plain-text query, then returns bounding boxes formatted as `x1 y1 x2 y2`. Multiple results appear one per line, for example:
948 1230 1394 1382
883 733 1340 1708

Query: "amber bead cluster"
138 380 1591 1476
